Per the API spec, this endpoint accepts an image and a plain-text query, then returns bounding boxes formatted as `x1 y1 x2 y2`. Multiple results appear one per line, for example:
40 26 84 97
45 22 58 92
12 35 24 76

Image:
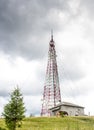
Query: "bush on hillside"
0 127 6 130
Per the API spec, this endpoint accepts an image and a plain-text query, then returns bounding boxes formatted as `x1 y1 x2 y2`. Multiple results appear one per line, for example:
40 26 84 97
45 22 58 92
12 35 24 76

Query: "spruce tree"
2 87 25 130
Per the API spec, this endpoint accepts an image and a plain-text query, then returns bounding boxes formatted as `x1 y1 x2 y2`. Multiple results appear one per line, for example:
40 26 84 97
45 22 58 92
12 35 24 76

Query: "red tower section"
41 33 61 116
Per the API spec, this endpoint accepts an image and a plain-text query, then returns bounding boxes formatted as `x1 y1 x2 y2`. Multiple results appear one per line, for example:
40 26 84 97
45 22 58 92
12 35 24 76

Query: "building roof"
49 101 84 110
62 102 84 108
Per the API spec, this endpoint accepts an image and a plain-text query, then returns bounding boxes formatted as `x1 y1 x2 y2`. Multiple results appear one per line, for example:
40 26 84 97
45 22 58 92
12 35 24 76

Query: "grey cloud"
22 83 43 96
0 0 77 60
58 47 86 82
62 66 85 81
0 89 8 97
0 83 11 97
61 84 89 99
38 0 70 11
80 0 94 19
0 77 43 97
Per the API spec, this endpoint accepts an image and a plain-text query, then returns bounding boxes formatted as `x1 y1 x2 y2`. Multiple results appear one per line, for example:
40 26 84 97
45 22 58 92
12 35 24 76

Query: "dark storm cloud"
0 0 75 59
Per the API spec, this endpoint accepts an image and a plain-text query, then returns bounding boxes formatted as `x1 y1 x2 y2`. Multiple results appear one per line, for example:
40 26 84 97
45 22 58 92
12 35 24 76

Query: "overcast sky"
0 0 94 116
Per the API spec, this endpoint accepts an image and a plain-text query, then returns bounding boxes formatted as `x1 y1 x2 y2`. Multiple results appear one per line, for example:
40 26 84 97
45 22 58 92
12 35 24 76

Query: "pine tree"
2 87 26 130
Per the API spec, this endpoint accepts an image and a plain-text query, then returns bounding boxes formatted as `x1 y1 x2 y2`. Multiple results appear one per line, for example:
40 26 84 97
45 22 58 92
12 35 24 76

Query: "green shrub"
0 127 6 130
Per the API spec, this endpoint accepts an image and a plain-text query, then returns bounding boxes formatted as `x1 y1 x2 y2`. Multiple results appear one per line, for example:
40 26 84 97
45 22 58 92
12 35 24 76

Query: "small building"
49 102 84 116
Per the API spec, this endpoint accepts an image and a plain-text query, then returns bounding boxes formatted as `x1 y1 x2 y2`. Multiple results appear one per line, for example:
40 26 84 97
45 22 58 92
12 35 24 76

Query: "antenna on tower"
50 29 53 42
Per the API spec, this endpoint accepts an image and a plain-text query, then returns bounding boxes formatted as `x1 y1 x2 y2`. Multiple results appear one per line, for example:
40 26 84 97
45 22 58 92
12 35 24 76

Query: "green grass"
0 116 94 130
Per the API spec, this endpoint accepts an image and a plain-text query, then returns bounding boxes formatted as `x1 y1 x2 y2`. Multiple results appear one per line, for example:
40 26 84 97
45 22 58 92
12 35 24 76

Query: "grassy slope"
0 116 94 130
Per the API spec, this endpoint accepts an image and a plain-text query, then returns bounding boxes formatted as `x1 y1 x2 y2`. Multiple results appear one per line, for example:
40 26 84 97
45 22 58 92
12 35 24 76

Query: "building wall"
60 106 84 116
50 105 84 116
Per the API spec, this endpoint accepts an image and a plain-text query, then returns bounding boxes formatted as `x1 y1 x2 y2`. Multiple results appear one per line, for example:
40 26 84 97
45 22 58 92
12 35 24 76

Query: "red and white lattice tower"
41 32 61 116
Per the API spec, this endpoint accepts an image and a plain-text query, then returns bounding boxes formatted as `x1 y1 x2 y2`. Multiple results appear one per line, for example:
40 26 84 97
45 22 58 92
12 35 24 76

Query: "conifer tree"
3 87 25 130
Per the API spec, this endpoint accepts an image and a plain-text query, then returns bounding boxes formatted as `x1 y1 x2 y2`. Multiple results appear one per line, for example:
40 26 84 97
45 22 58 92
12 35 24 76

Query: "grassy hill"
0 116 94 130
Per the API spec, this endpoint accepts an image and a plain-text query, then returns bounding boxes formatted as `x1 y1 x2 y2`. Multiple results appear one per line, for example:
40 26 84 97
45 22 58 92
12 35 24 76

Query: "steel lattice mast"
41 32 61 116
